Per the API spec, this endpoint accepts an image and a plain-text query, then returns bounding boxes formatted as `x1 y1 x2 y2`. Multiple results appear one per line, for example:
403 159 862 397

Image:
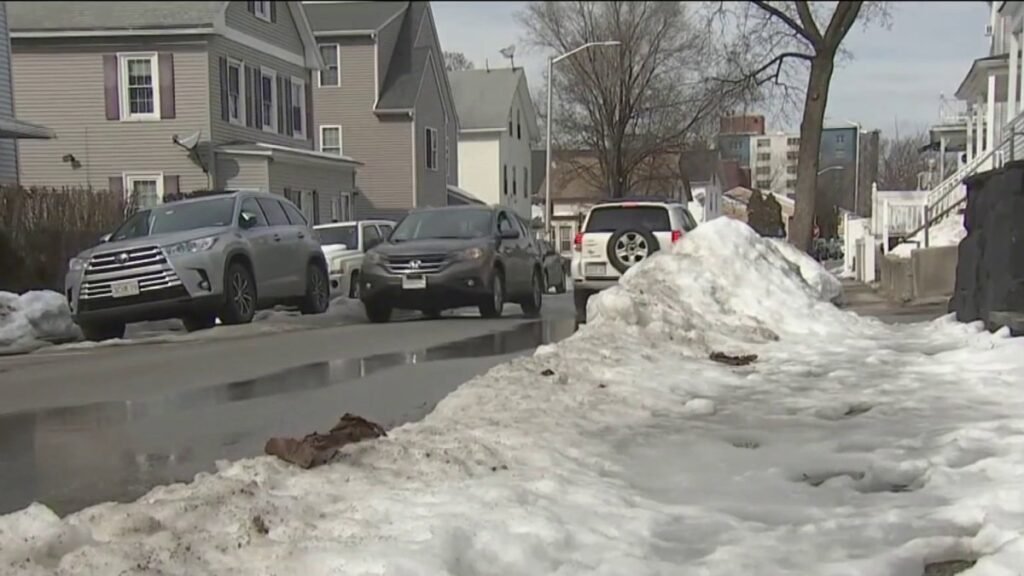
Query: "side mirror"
500 228 520 240
239 211 258 230
99 233 112 244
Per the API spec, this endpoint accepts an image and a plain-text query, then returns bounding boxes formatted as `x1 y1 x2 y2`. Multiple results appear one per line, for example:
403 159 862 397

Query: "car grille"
78 285 189 312
384 254 447 274
80 245 183 301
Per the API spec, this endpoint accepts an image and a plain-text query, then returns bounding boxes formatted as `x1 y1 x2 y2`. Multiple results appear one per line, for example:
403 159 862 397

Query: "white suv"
572 199 698 322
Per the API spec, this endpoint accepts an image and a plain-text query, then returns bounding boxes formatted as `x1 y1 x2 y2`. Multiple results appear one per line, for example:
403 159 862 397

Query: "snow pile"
3 219 1023 575
0 290 80 353
891 215 967 257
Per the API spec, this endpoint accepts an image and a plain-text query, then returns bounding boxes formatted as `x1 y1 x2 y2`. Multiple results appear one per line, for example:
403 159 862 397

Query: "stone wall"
950 160 1024 335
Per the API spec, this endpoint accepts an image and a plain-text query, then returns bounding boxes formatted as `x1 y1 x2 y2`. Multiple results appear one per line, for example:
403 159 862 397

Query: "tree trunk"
789 54 836 252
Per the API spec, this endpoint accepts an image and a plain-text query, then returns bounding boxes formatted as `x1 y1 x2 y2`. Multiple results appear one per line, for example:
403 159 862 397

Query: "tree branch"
793 2 823 46
751 0 819 47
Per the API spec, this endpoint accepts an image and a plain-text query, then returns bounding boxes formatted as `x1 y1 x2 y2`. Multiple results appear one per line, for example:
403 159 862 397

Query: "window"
119 53 160 121
559 225 572 252
363 224 381 248
425 127 438 170
786 179 798 188
787 151 798 161
260 68 276 132
755 166 770 175
284 201 309 226
730 140 742 150
320 125 342 155
757 153 771 161
227 59 244 125
497 212 516 236
508 117 512 136
512 167 517 196
787 137 800 146
253 1 272 22
503 165 508 195
757 139 769 148
786 165 797 174
256 198 289 226
124 173 163 209
379 223 393 237
517 110 521 140
240 198 267 227
318 44 340 87
341 193 352 221
756 179 772 189
523 167 529 197
290 78 306 138
836 134 846 144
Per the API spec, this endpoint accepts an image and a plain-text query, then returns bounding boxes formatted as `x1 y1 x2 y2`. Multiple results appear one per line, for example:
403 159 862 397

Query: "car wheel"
479 268 505 319
555 270 568 294
574 289 593 324
79 321 126 342
300 262 330 315
606 227 660 274
182 313 217 333
365 300 393 323
521 269 543 318
221 262 257 325
422 307 443 319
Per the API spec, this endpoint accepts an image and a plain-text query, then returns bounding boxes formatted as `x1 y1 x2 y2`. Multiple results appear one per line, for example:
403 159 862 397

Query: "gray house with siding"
303 1 463 219
8 1 359 223
0 1 53 185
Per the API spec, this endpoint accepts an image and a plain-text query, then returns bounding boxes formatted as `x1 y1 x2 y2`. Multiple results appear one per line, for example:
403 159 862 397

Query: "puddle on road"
0 318 577 516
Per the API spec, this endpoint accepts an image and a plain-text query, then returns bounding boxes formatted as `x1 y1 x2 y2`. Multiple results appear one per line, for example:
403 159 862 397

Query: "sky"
432 1 991 138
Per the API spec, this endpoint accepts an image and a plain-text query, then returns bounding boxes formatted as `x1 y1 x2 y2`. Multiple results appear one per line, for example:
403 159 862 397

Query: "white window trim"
319 124 343 155
123 172 164 206
425 127 438 171
118 52 160 122
318 43 341 87
291 76 306 139
227 58 245 126
253 1 273 22
260 67 277 133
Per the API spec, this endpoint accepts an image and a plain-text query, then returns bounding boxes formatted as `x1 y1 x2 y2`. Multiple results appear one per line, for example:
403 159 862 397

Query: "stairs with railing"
893 107 1024 253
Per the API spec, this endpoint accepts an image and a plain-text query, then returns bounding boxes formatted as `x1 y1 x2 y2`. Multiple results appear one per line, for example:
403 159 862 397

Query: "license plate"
585 263 607 277
110 279 140 298
402 274 427 290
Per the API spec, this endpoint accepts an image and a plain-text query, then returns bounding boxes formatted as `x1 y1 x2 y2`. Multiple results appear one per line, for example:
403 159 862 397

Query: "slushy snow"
0 290 79 354
3 218 1023 575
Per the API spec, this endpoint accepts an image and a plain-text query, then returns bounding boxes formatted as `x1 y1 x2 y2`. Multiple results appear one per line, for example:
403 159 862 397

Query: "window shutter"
276 75 285 133
109 176 124 196
159 53 176 119
305 81 313 141
312 190 320 224
244 66 253 127
103 55 120 120
252 67 263 129
247 1 255 14
270 1 277 22
218 57 229 121
283 78 293 136
163 175 179 201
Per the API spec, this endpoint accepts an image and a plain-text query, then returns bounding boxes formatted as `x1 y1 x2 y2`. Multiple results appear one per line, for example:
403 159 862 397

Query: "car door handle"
273 234 282 242
297 232 305 239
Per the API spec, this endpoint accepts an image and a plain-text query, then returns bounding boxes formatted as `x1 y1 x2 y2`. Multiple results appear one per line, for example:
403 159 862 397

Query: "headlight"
454 247 484 261
165 236 218 256
68 257 86 271
364 251 382 265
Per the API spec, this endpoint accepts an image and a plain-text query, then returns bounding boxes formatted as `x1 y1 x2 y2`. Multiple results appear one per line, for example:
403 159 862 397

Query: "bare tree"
519 1 747 198
713 2 890 251
444 51 474 72
877 131 929 190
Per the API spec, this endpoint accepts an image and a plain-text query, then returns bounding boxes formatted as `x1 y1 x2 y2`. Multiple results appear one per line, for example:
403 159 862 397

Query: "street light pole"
545 40 622 242
845 120 863 215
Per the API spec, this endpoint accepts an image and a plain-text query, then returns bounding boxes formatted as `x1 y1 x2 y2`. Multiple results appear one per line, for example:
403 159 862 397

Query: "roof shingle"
8 1 225 32
303 1 407 33
448 68 522 131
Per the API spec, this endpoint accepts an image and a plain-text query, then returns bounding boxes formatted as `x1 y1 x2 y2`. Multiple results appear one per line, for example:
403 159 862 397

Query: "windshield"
391 209 493 242
317 225 357 247
110 198 237 241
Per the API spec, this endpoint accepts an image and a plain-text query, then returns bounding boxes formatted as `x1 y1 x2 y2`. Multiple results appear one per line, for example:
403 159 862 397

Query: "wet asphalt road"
0 294 576 516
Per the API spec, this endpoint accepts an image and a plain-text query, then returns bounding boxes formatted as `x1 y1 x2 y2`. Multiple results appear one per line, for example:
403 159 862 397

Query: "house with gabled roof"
8 0 359 223
304 1 462 219
448 67 539 220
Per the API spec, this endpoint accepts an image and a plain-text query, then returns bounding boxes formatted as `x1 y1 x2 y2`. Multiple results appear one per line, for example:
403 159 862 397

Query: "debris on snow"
264 413 387 469
709 351 758 366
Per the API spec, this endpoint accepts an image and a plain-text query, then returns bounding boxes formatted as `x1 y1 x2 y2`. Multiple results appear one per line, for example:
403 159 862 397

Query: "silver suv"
64 192 330 341
572 198 698 322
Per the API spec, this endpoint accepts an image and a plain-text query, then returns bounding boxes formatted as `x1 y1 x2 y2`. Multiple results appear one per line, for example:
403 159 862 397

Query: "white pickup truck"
314 219 395 299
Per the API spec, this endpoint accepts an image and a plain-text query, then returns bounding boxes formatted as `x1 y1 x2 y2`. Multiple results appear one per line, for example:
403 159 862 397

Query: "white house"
449 67 539 220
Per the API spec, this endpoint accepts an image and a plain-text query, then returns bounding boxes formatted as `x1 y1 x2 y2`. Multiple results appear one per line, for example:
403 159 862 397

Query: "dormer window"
253 1 272 22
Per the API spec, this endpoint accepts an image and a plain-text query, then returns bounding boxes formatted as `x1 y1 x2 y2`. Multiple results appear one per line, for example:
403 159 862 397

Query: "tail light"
671 229 683 243
573 232 584 251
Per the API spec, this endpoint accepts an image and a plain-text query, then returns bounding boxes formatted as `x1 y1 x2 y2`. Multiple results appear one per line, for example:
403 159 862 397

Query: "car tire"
182 313 217 333
574 289 593 324
521 269 543 318
300 262 330 315
422 307 443 320
479 268 505 319
80 321 126 342
606 227 660 274
221 262 257 325
365 300 393 323
555 271 568 294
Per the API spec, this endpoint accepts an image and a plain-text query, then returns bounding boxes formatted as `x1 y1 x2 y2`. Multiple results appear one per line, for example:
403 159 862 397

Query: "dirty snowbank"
0 290 79 354
1 219 1020 576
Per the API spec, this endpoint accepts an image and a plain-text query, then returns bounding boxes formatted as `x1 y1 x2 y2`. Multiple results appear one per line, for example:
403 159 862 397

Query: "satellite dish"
172 130 201 151
499 45 516 59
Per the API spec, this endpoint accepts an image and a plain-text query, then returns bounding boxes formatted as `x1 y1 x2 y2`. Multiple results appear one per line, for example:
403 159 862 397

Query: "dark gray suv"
358 206 544 322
